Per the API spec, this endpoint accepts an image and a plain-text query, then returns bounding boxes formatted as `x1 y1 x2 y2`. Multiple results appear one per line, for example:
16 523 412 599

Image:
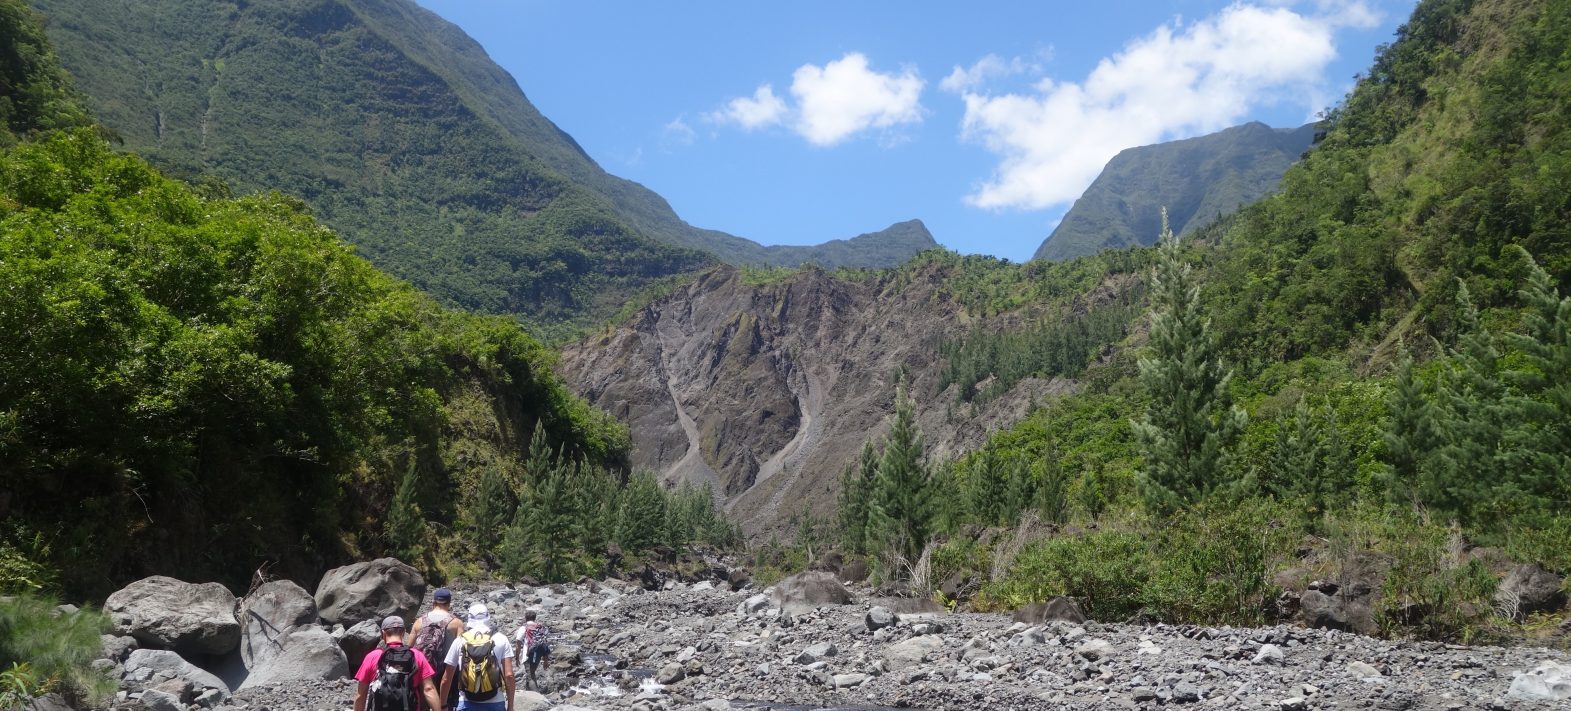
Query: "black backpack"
369 645 419 711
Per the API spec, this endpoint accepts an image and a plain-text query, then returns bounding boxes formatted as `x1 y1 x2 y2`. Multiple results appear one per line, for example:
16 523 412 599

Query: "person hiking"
411 587 464 710
439 603 514 711
353 616 444 711
511 611 552 691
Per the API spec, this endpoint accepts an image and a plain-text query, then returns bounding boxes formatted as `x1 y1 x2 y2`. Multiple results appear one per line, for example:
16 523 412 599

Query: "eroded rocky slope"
558 264 1091 537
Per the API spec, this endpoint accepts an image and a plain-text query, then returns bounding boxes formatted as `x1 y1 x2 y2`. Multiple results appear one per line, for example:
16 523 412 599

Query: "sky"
415 0 1417 262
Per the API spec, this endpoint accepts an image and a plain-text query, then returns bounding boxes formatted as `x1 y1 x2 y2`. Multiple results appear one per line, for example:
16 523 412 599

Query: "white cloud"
790 53 925 146
709 53 925 146
959 2 1366 211
662 116 696 147
708 84 788 130
939 51 1050 94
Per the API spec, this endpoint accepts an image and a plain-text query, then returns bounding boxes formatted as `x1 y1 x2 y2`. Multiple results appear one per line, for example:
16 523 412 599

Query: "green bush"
1144 500 1295 626
0 595 114 706
985 530 1151 621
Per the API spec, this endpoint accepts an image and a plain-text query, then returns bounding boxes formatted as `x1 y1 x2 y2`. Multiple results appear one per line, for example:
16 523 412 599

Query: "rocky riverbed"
213 575 1571 711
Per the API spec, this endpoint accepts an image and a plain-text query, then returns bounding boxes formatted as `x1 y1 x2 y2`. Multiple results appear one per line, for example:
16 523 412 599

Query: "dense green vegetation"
0 130 731 601
0 0 90 144
28 0 932 338
828 0 1571 642
1036 121 1317 261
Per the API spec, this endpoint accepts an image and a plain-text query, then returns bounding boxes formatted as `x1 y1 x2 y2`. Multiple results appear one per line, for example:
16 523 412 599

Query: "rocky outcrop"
313 558 426 626
560 264 1093 538
239 580 319 669
105 577 241 655
238 627 347 690
1013 596 1087 625
1495 563 1567 620
121 649 229 699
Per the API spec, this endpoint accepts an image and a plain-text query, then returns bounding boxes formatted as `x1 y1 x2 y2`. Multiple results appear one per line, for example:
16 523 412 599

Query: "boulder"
238 627 347 690
655 662 685 685
738 593 772 615
1495 563 1567 619
515 690 551 711
336 619 382 671
105 577 240 655
865 606 898 631
100 634 139 662
839 559 869 584
772 571 852 618
239 580 318 669
1299 589 1376 636
1012 596 1086 625
1508 661 1571 701
882 634 943 670
1074 638 1117 661
313 558 426 627
138 689 183 711
727 568 753 591
123 649 229 698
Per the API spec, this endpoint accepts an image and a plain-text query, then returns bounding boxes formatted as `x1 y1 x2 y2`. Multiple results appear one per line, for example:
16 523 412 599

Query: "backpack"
411 613 449 665
368 646 419 711
458 630 502 700
521 621 550 651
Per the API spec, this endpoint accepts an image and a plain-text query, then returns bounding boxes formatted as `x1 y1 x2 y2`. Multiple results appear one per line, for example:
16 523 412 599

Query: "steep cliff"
559 256 1141 537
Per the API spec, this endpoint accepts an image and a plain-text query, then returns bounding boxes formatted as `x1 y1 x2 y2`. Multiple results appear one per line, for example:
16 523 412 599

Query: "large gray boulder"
1495 563 1567 620
105 576 240 655
122 649 229 698
771 571 851 618
314 558 426 627
336 619 382 672
238 627 347 690
239 580 319 669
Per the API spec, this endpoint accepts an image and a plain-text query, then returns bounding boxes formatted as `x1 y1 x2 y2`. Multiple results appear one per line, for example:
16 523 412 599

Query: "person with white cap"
439 603 514 711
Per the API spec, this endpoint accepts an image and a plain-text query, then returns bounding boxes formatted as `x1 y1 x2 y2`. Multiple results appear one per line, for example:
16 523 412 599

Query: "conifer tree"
1133 210 1247 516
869 383 931 563
1381 354 1435 505
470 463 515 536
385 461 425 562
617 472 666 551
925 461 963 535
835 458 869 553
1499 246 1571 524
1034 456 1069 525
966 447 1010 526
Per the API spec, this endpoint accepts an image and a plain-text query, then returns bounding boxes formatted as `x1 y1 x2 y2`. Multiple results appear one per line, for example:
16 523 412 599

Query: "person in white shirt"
438 603 514 711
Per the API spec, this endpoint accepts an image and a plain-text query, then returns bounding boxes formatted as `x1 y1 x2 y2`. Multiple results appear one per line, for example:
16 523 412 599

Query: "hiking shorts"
526 643 551 667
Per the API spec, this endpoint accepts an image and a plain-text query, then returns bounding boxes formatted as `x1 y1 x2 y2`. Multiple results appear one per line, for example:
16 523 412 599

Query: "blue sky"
416 1 1416 261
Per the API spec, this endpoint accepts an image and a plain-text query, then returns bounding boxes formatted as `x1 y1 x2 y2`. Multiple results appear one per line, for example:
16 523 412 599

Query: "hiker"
511 611 552 690
439 603 515 711
411 587 464 710
353 616 444 711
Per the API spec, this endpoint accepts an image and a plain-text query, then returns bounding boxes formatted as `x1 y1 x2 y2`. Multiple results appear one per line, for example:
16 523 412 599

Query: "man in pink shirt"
353 616 444 711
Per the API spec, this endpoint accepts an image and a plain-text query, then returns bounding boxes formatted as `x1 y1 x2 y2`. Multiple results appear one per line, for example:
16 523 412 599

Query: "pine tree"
1034 455 1069 525
1499 246 1571 525
1133 210 1247 516
869 383 930 563
470 463 515 536
965 447 1009 526
617 472 666 551
1381 354 1435 505
385 461 425 563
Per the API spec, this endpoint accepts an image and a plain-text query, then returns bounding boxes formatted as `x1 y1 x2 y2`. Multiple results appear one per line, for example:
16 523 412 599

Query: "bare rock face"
237 627 347 690
239 580 319 669
313 558 426 627
559 264 1096 538
105 576 240 655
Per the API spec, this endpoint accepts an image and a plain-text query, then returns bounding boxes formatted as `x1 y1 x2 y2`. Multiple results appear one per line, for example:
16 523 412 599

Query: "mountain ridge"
1035 121 1318 261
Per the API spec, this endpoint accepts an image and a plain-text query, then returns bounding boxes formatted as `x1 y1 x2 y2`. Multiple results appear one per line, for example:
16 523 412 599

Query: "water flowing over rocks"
99 566 1571 710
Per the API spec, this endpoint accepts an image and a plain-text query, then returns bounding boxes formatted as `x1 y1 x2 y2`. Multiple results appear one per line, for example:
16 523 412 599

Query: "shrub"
0 595 114 706
1144 500 1295 626
986 530 1151 621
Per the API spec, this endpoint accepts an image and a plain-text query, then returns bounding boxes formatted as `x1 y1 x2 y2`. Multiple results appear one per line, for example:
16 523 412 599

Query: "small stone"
1252 644 1285 665
1278 697 1308 711
832 672 869 689
1171 681 1201 703
1074 638 1116 661
655 662 685 685
1348 661 1383 679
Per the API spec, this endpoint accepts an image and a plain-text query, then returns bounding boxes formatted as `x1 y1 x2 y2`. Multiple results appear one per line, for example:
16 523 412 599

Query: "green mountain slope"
1034 122 1318 261
0 0 90 144
28 0 933 335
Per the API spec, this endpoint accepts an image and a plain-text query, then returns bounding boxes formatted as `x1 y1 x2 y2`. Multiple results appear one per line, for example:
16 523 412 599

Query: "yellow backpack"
457 630 502 699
